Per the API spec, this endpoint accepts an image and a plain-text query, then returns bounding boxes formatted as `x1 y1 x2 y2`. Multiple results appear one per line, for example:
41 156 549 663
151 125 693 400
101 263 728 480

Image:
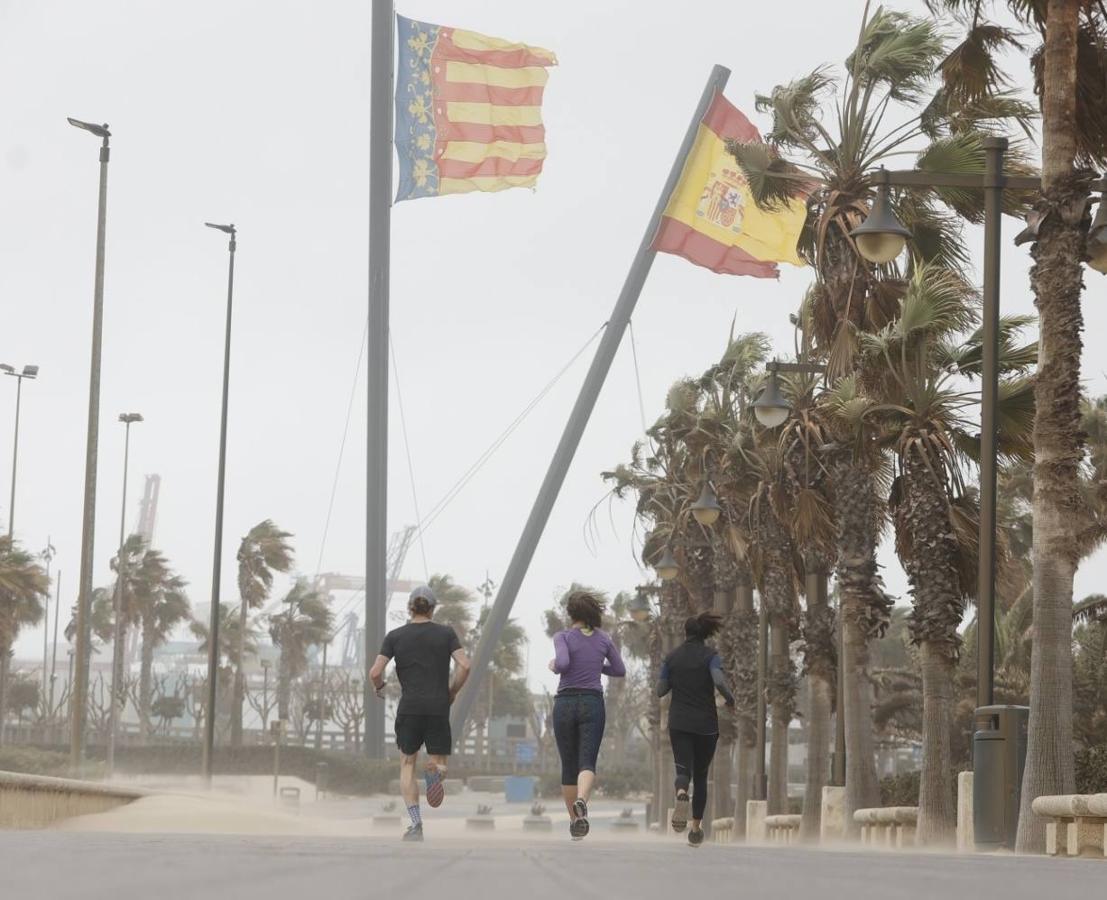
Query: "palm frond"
725 141 810 212
916 133 1039 223
938 21 1025 103
754 66 837 150
846 7 948 103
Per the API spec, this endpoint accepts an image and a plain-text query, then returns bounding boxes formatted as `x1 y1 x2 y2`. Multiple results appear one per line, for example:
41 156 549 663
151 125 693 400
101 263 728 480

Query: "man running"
369 584 471 842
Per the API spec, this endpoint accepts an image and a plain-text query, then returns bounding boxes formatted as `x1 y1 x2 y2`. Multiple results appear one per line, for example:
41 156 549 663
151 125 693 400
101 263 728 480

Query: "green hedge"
0 747 99 779
1076 747 1107 794
2 744 391 796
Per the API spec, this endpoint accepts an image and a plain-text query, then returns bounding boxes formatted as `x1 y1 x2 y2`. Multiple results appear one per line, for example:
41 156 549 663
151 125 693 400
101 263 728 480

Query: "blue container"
504 775 536 804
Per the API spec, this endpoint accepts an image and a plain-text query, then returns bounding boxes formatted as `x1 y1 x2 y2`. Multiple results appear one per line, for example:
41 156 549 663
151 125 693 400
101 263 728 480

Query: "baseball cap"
409 584 437 608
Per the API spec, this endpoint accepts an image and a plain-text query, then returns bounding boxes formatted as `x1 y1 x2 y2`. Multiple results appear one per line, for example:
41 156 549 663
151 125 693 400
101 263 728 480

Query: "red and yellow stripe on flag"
395 15 557 201
653 92 806 278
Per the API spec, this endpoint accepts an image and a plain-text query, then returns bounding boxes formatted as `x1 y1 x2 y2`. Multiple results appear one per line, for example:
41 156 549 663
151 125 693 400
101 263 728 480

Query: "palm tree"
268 579 333 722
130 547 191 742
233 520 293 746
729 2 1038 835
860 263 1034 842
191 603 262 669
0 536 48 746
921 0 1107 852
428 573 476 639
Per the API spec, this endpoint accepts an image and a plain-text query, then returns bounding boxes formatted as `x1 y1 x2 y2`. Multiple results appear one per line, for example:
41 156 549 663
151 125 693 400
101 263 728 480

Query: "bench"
710 816 734 844
1031 794 1107 858
765 814 802 844
853 806 918 848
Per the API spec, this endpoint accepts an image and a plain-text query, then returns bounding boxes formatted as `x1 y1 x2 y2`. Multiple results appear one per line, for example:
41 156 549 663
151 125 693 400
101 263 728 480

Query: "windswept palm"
0 537 48 746
232 520 293 745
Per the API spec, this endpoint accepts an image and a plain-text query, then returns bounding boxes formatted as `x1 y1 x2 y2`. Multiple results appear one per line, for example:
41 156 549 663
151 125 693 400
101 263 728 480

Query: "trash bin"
504 775 536 804
972 704 1028 850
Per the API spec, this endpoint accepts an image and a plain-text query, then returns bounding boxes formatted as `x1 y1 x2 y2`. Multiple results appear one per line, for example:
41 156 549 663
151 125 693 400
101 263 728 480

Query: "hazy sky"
4 0 1107 694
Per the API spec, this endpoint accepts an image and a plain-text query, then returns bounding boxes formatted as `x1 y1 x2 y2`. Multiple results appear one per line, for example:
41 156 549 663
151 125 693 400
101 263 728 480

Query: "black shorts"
394 714 452 756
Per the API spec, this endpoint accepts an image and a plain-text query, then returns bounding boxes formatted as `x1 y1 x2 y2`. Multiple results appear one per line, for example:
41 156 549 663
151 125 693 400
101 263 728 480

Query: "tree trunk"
232 599 246 747
139 622 154 744
1017 0 1083 855
841 598 881 833
277 649 291 722
768 620 792 815
831 460 889 832
0 648 10 748
733 724 755 838
802 671 833 840
917 640 956 845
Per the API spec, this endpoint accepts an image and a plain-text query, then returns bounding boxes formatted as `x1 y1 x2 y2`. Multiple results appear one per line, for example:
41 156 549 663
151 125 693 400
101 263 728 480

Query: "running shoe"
402 823 424 842
688 826 705 848
570 798 590 839
671 791 690 833
424 766 445 808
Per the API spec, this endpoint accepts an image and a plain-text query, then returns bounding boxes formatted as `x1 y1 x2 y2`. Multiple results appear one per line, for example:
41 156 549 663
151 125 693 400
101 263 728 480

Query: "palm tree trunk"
768 619 792 815
802 671 833 840
1016 0 1083 855
917 640 955 845
232 599 246 747
831 460 888 831
841 599 881 831
733 724 755 838
139 622 154 744
0 648 10 748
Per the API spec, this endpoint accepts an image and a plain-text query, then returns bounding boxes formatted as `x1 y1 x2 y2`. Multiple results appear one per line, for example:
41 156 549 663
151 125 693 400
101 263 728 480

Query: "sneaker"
570 799 590 839
402 824 424 842
424 766 445 809
671 792 690 833
688 826 704 848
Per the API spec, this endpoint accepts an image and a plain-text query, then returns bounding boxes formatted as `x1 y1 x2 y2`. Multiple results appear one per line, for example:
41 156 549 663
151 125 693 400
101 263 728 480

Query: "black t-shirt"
663 639 721 735
380 621 462 717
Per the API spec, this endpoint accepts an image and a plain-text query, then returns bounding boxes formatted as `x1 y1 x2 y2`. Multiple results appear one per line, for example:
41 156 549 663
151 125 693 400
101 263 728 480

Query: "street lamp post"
2 364 39 538
67 116 111 772
202 222 237 783
850 144 1107 709
107 412 142 776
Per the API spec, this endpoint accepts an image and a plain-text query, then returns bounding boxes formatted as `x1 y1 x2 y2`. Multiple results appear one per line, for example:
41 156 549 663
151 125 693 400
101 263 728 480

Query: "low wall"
1032 793 1107 858
0 770 144 829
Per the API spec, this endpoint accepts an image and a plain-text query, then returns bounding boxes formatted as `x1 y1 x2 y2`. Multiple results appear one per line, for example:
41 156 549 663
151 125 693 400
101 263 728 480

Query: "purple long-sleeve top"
552 627 626 693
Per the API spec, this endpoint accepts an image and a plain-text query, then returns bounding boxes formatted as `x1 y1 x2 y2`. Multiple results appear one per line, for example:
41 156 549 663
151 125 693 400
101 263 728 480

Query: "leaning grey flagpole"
451 64 732 740
365 0 394 759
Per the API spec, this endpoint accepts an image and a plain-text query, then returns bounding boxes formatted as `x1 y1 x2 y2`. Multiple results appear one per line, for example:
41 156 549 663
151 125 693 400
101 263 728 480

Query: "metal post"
833 590 846 785
753 597 768 801
71 126 111 772
203 226 237 781
41 543 54 701
316 641 328 750
451 64 733 737
976 136 1006 710
107 417 136 775
49 570 62 722
364 0 394 760
8 376 22 538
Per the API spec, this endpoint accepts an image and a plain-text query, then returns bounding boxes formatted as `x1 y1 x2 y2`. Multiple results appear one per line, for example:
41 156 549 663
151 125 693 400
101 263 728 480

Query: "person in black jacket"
657 611 735 846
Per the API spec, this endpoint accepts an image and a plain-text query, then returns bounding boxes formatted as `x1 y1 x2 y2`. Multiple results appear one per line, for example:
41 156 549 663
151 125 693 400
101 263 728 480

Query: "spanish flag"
395 15 557 202
653 92 806 278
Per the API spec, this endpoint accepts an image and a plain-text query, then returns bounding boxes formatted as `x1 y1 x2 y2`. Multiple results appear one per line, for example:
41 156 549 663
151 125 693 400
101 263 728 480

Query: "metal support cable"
389 333 430 582
414 322 607 539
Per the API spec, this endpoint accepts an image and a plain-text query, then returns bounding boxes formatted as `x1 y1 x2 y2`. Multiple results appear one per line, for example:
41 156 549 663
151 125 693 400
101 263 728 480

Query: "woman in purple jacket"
548 590 626 839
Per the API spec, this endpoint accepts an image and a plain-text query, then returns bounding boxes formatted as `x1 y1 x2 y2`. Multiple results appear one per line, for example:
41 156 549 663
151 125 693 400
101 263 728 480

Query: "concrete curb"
0 770 146 829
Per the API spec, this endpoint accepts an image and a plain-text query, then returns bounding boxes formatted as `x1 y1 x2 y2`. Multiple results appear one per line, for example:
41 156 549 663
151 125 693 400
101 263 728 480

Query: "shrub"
879 770 921 806
597 764 652 798
0 747 96 778
1076 747 1107 794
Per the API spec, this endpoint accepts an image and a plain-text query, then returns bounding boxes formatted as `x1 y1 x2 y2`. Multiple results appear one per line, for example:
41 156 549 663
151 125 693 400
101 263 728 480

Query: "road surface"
1 832 1098 900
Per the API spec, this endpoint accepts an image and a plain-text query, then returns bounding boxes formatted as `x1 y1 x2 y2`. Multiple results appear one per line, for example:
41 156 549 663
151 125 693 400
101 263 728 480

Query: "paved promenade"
1 831 1099 900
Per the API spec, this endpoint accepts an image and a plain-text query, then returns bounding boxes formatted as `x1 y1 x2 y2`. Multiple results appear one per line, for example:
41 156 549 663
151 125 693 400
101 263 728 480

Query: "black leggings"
669 729 719 821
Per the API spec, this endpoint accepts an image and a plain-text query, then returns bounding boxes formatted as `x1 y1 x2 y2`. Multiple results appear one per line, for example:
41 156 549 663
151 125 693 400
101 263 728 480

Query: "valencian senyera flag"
653 92 806 278
394 15 557 202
